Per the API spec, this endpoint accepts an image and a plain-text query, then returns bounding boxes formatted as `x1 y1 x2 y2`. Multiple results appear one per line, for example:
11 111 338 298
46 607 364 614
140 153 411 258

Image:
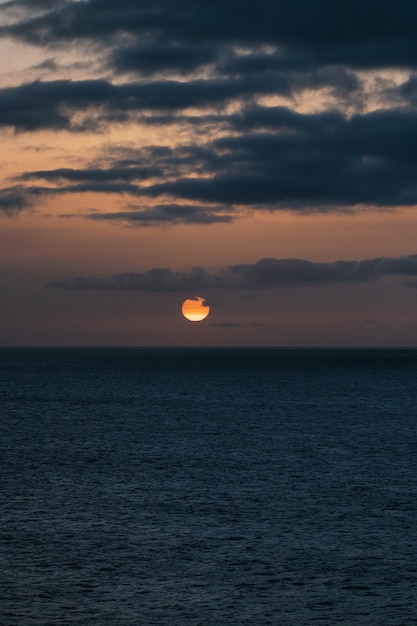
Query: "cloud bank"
1 1 417 218
4 104 417 218
46 254 417 292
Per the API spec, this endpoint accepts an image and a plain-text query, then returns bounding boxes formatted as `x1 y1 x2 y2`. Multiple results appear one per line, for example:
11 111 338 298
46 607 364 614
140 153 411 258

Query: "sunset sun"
181 296 210 322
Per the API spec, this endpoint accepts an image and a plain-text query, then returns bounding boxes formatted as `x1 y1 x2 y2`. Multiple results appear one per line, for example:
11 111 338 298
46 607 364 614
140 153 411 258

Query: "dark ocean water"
1 348 417 625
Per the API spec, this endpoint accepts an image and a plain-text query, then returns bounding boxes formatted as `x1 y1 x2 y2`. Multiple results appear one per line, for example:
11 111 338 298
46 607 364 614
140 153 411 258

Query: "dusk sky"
1 0 417 346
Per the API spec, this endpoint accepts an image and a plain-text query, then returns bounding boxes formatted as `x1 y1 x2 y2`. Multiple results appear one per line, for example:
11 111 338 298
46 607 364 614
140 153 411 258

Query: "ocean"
1 348 417 625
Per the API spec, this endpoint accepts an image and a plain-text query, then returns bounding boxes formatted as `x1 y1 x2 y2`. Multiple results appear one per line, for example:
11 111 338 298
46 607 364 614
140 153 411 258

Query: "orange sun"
181 296 210 322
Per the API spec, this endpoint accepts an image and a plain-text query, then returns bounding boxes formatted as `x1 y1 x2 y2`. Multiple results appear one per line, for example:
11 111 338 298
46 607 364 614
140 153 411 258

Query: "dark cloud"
0 185 51 214
0 181 141 215
46 266 211 292
109 46 360 99
138 107 417 208
3 0 417 73
46 254 417 292
2 2 417 217
86 204 234 226
0 185 34 214
1 0 62 8
111 40 218 76
8 103 417 212
18 165 162 183
0 76 310 132
1 1 415 127
0 80 114 132
401 75 417 104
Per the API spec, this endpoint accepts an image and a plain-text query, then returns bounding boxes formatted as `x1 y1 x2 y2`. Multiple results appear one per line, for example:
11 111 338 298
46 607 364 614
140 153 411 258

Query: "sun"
181 296 210 322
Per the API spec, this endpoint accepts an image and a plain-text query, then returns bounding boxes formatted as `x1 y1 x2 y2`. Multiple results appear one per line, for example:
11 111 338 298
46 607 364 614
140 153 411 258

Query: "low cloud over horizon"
46 253 417 292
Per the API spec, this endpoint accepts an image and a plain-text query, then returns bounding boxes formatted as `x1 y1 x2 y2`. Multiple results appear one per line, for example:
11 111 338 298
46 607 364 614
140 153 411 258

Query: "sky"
1 0 417 346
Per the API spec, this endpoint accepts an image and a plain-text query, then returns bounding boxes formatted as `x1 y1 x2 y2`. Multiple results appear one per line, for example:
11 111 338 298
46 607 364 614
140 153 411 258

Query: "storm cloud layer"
1 1 417 218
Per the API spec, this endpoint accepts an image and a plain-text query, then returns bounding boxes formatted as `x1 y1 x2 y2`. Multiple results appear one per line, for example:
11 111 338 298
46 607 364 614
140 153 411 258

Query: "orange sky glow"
1 1 417 346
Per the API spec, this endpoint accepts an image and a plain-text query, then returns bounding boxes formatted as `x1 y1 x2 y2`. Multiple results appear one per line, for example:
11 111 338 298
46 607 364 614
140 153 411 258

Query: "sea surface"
1 348 417 625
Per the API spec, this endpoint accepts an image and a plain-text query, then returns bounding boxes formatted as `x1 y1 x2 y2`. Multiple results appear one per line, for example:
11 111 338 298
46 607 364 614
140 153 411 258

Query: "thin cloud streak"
87 204 235 226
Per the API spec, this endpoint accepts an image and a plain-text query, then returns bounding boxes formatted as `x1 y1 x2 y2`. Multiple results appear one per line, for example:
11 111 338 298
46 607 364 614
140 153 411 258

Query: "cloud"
18 165 162 183
0 186 33 213
137 105 417 208
46 254 417 292
86 204 235 226
0 80 112 132
46 266 211 292
3 0 417 74
2 2 417 218
0 185 51 214
0 65 362 134
1 2 416 128
110 40 218 77
0 76 309 132
8 103 417 214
